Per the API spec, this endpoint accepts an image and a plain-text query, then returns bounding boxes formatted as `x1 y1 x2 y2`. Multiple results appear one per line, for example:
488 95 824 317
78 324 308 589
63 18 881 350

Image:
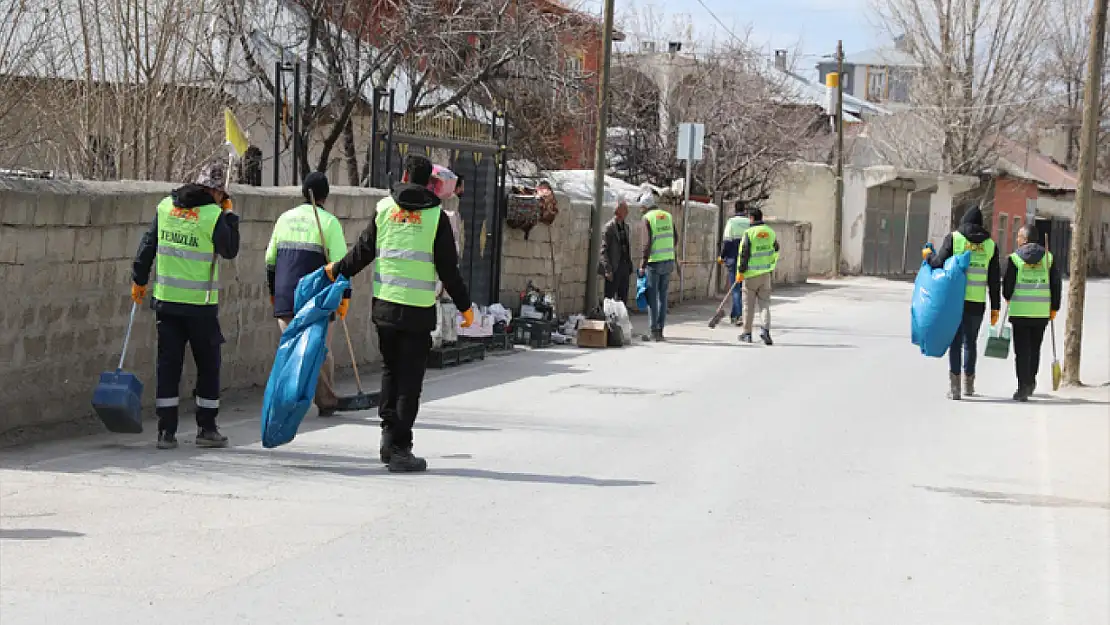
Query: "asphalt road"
2 278 1107 624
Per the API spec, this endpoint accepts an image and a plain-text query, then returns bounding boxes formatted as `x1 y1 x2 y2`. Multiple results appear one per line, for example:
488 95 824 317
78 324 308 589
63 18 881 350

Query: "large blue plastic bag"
261 267 349 448
636 274 649 311
911 251 971 357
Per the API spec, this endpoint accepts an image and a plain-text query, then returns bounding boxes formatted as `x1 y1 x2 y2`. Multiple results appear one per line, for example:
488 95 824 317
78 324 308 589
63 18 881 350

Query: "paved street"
1 278 1107 624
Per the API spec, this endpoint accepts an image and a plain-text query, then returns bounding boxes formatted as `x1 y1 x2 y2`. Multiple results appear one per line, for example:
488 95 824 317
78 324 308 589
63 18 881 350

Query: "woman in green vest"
1002 224 1062 402
922 206 1001 399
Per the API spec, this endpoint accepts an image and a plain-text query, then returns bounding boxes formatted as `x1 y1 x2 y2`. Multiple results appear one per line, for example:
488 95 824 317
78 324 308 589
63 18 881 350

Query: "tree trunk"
1062 0 1108 385
343 117 359 186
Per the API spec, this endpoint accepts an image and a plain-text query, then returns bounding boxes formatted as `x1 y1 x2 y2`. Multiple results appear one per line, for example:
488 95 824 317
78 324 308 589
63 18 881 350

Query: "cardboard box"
576 320 608 348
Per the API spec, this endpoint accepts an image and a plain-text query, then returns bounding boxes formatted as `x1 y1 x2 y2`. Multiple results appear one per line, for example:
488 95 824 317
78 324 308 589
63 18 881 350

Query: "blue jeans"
725 260 742 318
645 260 674 331
949 311 984 375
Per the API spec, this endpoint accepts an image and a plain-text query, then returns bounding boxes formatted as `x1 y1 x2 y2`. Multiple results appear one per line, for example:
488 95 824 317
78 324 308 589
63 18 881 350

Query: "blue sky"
583 0 892 80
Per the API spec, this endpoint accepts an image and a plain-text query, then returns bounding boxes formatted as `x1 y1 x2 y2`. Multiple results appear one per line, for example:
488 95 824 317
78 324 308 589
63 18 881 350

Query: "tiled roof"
996 137 1110 195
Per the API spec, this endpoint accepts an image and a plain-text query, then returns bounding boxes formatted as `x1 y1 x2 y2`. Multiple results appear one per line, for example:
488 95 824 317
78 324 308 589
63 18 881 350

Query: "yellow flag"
224 108 249 157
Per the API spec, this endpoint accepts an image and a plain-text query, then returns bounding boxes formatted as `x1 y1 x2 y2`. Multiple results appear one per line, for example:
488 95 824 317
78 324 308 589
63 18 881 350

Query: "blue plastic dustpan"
91 303 144 433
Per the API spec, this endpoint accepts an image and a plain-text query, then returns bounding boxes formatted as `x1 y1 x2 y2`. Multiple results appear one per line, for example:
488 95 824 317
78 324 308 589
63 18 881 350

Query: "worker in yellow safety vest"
323 154 474 473
922 206 1001 400
637 191 676 341
130 160 240 450
1002 224 1061 402
736 208 780 345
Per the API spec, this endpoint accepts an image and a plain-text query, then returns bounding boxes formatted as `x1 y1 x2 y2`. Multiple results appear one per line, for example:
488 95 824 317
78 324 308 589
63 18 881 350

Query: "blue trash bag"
911 250 971 358
261 267 350 448
636 274 649 311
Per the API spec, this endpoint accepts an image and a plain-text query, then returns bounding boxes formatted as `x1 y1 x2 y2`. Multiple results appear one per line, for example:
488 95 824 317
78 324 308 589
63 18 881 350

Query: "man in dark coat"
599 198 633 303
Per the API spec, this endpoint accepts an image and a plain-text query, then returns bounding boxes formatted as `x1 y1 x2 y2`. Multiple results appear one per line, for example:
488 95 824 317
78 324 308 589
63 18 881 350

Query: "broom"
708 280 740 328
1045 236 1062 391
309 189 376 412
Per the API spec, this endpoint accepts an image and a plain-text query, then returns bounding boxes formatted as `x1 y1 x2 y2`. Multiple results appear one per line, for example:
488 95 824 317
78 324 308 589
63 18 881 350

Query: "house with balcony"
815 37 920 107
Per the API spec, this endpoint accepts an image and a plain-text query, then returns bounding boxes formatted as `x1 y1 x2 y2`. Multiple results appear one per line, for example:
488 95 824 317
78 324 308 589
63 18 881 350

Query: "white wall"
765 163 837 274
840 169 870 274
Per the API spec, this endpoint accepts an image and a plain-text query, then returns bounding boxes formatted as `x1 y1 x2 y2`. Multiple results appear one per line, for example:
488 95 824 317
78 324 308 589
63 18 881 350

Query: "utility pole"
1062 0 1107 385
833 40 845 278
585 0 616 314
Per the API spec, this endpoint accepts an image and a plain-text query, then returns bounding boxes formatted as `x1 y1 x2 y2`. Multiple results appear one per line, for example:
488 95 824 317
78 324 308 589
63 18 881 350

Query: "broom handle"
118 302 137 372
309 189 365 395
1050 319 1058 360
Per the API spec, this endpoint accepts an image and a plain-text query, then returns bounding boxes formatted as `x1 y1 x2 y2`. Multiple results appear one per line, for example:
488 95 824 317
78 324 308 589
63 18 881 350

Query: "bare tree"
2 0 233 180
609 41 828 203
0 0 51 157
870 0 1049 174
1035 0 1110 175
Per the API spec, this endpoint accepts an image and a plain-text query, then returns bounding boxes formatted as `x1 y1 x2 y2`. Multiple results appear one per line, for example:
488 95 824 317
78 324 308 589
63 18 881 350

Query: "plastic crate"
428 342 487 369
512 318 553 348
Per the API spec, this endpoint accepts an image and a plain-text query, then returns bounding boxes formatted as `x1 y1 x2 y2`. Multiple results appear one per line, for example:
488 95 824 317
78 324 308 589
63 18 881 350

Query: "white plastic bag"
603 299 633 345
433 301 459 348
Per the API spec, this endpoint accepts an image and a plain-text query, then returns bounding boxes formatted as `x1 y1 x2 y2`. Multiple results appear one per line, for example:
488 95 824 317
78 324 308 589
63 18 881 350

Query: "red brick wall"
991 177 1038 257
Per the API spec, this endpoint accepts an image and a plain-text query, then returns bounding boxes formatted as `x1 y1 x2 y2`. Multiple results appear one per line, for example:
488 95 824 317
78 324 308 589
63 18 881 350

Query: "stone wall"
0 178 805 439
0 178 387 437
497 194 722 312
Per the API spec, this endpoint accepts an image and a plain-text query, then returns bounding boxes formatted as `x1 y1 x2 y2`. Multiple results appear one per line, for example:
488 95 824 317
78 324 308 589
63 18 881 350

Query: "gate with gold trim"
369 102 509 307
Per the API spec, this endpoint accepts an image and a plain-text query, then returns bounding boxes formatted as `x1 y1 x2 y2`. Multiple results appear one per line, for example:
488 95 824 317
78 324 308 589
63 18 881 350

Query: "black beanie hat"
303 171 330 203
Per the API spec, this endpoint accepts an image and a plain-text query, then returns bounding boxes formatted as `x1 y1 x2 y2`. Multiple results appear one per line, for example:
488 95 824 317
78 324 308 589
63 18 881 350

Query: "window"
865 66 888 102
565 53 585 75
997 213 1009 256
1012 216 1023 251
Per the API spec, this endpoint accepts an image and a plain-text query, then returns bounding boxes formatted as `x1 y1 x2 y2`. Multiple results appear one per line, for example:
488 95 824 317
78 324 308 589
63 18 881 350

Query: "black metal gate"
368 95 509 307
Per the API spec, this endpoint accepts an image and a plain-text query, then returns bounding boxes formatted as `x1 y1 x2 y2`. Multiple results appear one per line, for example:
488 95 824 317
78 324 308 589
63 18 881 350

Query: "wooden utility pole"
1062 0 1107 385
586 0 616 313
833 40 845 278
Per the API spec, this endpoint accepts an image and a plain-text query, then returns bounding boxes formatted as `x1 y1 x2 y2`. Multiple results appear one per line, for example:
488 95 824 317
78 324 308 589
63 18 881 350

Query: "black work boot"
761 329 773 346
196 427 229 448
156 431 178 450
387 447 428 473
948 374 962 400
1012 386 1030 402
964 374 976 397
739 333 754 344
156 411 179 450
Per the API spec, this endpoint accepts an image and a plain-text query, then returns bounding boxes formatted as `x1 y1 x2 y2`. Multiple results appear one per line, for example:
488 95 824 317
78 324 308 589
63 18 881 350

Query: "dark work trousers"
155 313 224 434
1011 317 1049 390
604 269 631 304
948 311 984 375
376 325 432 449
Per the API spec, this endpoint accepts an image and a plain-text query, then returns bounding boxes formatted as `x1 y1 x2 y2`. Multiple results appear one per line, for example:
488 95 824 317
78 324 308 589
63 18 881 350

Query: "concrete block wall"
0 178 387 437
498 194 723 314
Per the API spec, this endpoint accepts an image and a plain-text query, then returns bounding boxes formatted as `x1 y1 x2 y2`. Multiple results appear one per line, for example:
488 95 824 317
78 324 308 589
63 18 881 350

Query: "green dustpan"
984 307 1011 359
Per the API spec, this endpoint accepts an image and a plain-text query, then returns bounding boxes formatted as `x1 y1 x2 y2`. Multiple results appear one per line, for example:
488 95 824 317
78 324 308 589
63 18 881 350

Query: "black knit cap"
302 171 330 204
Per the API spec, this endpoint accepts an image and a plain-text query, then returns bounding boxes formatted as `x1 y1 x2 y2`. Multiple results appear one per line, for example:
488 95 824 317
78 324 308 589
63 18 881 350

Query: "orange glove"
735 272 744 284
460 307 475 328
270 295 275 307
716 257 724 265
131 283 146 304
921 247 931 260
991 310 999 326
337 299 350 320
220 198 233 212
324 262 338 282
1049 310 1057 321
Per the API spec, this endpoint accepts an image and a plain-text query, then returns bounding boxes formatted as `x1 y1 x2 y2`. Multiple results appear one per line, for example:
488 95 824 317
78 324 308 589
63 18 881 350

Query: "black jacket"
1003 242 1062 318
926 207 1001 315
132 184 241 317
332 183 471 333
737 220 781 274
